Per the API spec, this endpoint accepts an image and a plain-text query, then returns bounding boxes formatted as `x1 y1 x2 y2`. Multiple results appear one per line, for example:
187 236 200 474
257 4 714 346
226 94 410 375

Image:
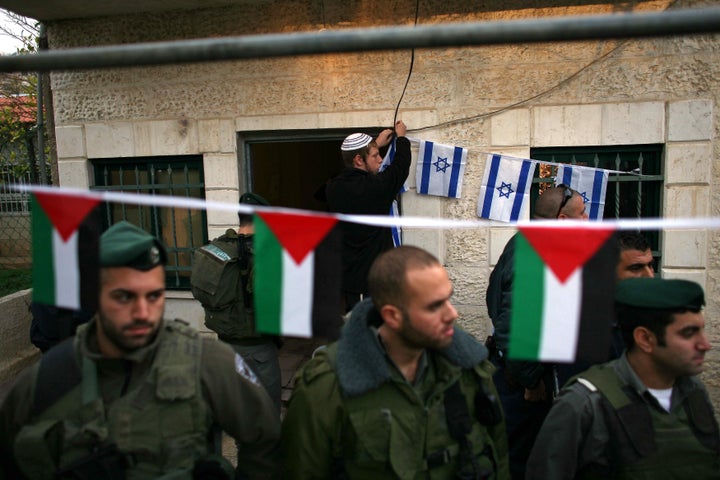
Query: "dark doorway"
240 128 385 212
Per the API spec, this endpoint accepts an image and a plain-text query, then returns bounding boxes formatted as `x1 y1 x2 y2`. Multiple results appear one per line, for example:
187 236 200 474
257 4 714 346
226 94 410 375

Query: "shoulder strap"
32 337 81 417
577 365 656 461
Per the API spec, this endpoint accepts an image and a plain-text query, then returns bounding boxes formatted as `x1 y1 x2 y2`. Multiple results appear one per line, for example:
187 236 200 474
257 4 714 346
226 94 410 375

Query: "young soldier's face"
653 311 711 378
398 265 458 350
96 265 165 357
616 249 655 280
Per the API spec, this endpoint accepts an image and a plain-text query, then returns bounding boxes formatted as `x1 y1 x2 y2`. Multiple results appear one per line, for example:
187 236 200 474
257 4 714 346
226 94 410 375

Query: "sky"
0 9 34 55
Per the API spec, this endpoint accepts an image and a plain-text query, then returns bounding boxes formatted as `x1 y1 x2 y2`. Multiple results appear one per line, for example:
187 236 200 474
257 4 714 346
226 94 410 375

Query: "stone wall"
42 0 720 406
0 289 39 387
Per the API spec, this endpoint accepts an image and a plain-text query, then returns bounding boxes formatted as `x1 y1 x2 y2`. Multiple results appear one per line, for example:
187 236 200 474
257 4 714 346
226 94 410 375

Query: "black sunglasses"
555 184 574 217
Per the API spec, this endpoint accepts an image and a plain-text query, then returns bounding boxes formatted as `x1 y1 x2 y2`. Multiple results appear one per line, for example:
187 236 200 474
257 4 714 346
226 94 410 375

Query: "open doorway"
239 128 385 212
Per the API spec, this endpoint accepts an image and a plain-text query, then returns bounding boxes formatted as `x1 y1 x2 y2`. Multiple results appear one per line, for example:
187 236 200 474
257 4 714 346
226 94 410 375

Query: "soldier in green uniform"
191 192 282 414
527 277 719 479
0 221 280 480
282 245 509 479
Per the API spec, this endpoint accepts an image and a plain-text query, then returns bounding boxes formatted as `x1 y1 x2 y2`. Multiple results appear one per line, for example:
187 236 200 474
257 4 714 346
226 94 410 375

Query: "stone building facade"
6 0 720 404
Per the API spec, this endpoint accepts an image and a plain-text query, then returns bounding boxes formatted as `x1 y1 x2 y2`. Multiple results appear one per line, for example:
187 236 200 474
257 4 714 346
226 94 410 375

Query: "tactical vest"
575 364 720 480
13 321 217 480
320 345 503 480
191 230 259 342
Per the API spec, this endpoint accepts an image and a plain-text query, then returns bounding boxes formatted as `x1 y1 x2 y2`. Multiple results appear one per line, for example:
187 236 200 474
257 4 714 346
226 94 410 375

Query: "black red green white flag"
31 192 102 312
253 210 342 339
509 226 617 363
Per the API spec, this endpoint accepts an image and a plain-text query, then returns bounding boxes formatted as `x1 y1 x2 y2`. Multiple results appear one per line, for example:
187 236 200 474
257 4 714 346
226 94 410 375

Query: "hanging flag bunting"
477 154 536 222
254 210 342 339
31 192 102 312
555 165 609 220
379 137 404 246
416 140 468 198
509 226 617 363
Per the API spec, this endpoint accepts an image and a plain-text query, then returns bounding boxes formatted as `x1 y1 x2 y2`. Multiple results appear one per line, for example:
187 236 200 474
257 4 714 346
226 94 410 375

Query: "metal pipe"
36 23 46 184
0 7 718 72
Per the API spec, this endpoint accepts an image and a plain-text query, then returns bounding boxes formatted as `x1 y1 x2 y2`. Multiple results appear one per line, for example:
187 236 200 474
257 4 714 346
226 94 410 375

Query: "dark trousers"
491 358 552 480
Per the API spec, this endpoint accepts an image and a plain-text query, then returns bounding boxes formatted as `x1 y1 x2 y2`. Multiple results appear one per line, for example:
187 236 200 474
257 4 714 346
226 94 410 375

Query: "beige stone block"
55 125 85 159
403 230 444 264
165 292 205 331
490 109 530 147
668 99 713 141
665 142 712 185
663 230 707 268
198 119 236 153
316 111 394 129
86 122 134 158
489 227 517 266
660 268 706 291
207 226 231 240
236 114 320 132
147 119 199 155
601 102 664 145
402 192 444 262
533 105 602 146
664 185 710 218
58 159 91 188
205 189 241 226
133 122 152 156
203 154 240 190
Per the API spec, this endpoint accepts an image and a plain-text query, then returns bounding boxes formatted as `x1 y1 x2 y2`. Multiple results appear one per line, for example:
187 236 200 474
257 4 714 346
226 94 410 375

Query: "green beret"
100 221 167 270
239 192 269 206
616 277 705 311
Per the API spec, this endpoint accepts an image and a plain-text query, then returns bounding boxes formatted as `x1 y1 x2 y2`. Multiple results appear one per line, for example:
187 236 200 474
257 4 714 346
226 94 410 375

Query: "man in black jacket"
326 119 409 313
485 184 587 480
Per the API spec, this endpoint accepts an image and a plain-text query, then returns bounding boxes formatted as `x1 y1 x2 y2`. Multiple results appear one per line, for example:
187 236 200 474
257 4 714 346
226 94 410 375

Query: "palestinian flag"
509 226 617 363
31 192 102 312
254 210 342 339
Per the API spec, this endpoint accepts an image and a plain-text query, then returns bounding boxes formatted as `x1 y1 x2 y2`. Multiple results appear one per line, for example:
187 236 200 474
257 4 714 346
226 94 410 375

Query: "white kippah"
341 133 372 151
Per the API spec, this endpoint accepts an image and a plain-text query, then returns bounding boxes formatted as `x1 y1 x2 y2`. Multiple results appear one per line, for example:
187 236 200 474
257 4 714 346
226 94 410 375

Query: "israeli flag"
416 140 468 198
379 137 404 246
477 154 536 222
555 165 609 221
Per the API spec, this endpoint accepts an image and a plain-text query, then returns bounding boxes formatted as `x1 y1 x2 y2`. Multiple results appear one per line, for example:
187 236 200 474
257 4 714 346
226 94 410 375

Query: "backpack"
190 231 257 340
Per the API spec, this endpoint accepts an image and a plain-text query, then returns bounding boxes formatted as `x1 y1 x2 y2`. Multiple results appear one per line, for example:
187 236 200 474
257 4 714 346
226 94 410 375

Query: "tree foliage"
0 9 40 181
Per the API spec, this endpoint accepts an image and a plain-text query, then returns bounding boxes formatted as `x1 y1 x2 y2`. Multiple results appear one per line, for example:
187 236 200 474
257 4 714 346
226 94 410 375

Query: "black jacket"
325 136 411 294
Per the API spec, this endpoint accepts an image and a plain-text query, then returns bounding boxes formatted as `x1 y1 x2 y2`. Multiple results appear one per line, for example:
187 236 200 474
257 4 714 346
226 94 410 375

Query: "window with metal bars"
530 144 664 269
91 156 207 289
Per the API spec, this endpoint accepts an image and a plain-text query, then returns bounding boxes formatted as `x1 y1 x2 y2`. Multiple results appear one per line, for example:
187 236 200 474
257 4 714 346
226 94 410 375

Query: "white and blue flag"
477 154 536 222
379 137 404 246
416 140 468 198
555 165 609 221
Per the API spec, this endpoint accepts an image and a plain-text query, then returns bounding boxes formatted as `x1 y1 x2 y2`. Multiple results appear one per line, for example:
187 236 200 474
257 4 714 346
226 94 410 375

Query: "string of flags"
16 185 720 363
402 137 625 223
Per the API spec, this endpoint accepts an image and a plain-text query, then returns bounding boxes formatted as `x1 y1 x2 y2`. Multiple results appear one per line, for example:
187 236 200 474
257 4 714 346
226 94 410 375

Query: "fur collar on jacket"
335 298 488 398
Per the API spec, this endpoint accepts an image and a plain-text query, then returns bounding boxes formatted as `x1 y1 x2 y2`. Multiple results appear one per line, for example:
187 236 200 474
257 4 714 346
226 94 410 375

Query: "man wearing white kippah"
326 119 409 314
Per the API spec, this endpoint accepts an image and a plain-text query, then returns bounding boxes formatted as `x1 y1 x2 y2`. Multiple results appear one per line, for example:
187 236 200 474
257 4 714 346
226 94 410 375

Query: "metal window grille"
530 144 664 268
0 165 32 214
91 156 207 289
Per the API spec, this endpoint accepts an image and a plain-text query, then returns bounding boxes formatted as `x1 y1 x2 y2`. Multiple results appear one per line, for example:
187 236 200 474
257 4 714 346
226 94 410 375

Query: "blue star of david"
497 182 514 199
433 156 450 173
580 191 590 204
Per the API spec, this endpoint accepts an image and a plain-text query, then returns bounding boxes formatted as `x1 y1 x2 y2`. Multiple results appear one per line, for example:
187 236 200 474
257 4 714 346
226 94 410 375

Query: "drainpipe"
36 23 46 185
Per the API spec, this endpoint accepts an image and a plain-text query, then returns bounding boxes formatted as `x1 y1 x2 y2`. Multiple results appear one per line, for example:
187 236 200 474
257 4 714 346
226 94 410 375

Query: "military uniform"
282 299 509 479
0 221 281 479
0 319 280 479
191 192 282 414
526 354 720 479
527 277 720 479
